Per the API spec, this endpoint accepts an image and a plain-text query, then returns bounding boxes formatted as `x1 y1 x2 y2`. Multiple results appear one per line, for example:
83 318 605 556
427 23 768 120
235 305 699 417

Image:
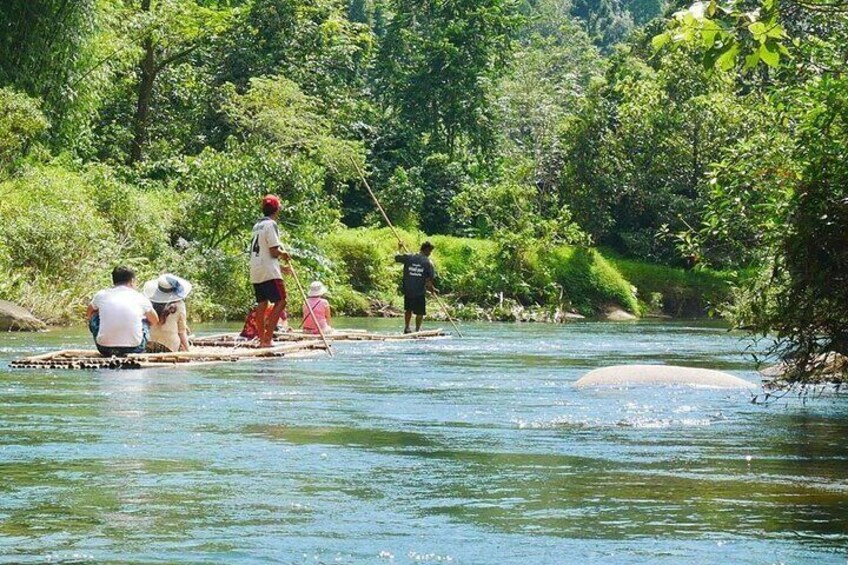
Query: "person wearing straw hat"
142 273 193 353
302 281 332 335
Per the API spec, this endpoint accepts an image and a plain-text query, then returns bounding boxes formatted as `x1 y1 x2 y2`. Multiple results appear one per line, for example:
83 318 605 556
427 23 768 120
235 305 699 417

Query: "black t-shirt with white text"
395 253 435 297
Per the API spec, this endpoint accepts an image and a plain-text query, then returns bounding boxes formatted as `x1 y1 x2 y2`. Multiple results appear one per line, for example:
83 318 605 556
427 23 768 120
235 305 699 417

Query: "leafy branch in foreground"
652 0 789 71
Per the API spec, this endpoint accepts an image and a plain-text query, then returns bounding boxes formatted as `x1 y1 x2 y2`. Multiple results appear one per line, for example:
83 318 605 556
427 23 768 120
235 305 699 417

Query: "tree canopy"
0 0 845 382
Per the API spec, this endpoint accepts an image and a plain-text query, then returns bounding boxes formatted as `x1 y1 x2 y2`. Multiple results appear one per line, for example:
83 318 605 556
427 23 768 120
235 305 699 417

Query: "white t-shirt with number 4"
91 286 155 347
250 217 283 284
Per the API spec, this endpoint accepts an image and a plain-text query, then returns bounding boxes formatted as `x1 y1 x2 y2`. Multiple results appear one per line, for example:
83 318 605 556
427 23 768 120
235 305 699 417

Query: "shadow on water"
245 424 436 449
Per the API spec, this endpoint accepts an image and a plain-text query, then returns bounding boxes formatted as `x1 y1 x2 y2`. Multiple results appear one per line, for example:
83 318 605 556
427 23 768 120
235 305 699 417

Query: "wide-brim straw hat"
307 281 328 298
143 274 193 303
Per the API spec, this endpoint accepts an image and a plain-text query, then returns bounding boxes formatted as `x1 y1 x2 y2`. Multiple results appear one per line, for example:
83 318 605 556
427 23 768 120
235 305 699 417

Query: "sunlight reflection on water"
1 319 847 563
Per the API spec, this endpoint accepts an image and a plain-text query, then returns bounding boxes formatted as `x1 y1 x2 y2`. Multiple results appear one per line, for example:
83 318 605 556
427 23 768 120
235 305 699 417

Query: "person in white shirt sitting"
86 266 159 357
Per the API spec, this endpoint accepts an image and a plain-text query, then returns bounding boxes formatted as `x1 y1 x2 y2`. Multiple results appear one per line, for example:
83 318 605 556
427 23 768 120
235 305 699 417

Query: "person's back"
87 266 157 357
92 286 151 347
397 253 435 297
250 216 283 285
394 242 437 333
302 297 330 334
149 301 187 352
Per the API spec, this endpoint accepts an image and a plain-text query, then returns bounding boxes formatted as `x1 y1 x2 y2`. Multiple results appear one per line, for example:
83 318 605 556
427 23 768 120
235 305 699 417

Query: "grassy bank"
0 168 730 323
317 228 730 322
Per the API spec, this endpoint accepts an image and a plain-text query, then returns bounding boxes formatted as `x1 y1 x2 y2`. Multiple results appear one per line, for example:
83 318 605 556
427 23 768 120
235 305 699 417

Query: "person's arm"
269 246 291 261
86 303 97 321
177 304 189 351
324 299 331 323
270 246 294 276
425 278 436 294
265 222 291 261
425 261 437 293
145 308 159 326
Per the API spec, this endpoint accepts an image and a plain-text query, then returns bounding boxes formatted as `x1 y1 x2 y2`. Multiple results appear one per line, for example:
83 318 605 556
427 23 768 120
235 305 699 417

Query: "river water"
1 320 847 564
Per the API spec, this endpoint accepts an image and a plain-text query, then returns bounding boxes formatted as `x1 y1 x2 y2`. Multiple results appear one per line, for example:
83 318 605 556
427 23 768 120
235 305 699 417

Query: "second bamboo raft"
10 341 327 370
190 328 447 347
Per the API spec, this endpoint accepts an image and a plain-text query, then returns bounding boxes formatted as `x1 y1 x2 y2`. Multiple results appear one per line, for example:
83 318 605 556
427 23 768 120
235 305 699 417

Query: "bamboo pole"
350 158 464 338
284 260 334 357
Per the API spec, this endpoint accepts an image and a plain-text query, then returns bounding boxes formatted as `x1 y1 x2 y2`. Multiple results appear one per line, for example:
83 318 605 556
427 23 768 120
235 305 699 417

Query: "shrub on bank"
0 162 176 323
545 247 640 315
322 228 641 316
603 253 732 316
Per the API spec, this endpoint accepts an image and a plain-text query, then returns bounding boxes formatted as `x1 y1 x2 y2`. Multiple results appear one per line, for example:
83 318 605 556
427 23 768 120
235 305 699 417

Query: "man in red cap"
249 195 291 347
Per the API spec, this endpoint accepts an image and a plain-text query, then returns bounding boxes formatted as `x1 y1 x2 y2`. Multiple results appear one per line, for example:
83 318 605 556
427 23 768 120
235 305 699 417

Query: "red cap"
262 194 281 213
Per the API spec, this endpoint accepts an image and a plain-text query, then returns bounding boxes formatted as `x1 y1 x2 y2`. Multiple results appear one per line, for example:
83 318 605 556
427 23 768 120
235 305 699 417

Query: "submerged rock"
575 364 756 389
602 307 637 321
0 300 47 331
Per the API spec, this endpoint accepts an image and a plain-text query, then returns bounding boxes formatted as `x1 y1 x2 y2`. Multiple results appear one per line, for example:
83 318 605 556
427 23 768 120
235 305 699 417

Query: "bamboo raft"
189 328 447 347
10 328 448 370
10 341 327 370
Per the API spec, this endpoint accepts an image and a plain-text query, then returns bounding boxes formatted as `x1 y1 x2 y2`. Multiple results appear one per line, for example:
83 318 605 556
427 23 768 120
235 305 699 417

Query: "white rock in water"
602 307 637 321
574 364 757 389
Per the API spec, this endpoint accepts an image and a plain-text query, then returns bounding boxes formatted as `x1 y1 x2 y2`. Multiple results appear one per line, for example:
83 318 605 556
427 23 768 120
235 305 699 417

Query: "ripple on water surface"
1 319 847 563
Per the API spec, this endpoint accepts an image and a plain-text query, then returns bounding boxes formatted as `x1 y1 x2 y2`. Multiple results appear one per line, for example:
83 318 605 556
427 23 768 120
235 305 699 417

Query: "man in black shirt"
395 241 436 333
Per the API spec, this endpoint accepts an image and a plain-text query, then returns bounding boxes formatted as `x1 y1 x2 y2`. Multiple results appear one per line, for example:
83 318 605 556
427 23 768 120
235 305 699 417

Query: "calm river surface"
1 319 847 564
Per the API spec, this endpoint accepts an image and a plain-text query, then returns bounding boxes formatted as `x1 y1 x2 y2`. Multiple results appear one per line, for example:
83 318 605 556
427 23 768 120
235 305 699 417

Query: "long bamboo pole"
350 159 464 338
285 259 334 357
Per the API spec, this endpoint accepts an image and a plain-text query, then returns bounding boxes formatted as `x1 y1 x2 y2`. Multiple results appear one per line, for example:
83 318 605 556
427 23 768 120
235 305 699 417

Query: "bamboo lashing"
350 158 464 338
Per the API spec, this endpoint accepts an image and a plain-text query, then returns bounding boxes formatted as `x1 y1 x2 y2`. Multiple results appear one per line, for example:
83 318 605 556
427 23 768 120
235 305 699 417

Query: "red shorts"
253 279 286 303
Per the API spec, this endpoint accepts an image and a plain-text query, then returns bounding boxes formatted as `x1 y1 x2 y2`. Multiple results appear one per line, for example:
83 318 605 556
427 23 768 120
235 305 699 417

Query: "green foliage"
557 49 749 262
605 252 734 316
545 247 640 314
372 167 425 229
734 75 848 382
416 153 468 234
222 75 365 178
0 88 49 174
218 0 373 106
0 162 174 322
678 122 797 269
571 0 636 48
451 177 590 245
0 0 97 143
323 228 397 296
178 143 337 249
653 0 788 72
377 0 523 158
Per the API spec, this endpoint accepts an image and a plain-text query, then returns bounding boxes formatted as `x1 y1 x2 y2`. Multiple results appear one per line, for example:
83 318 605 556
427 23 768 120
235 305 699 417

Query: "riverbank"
317 228 734 322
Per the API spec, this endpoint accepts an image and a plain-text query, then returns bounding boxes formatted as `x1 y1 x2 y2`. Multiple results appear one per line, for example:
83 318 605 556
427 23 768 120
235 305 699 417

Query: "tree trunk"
129 0 155 165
